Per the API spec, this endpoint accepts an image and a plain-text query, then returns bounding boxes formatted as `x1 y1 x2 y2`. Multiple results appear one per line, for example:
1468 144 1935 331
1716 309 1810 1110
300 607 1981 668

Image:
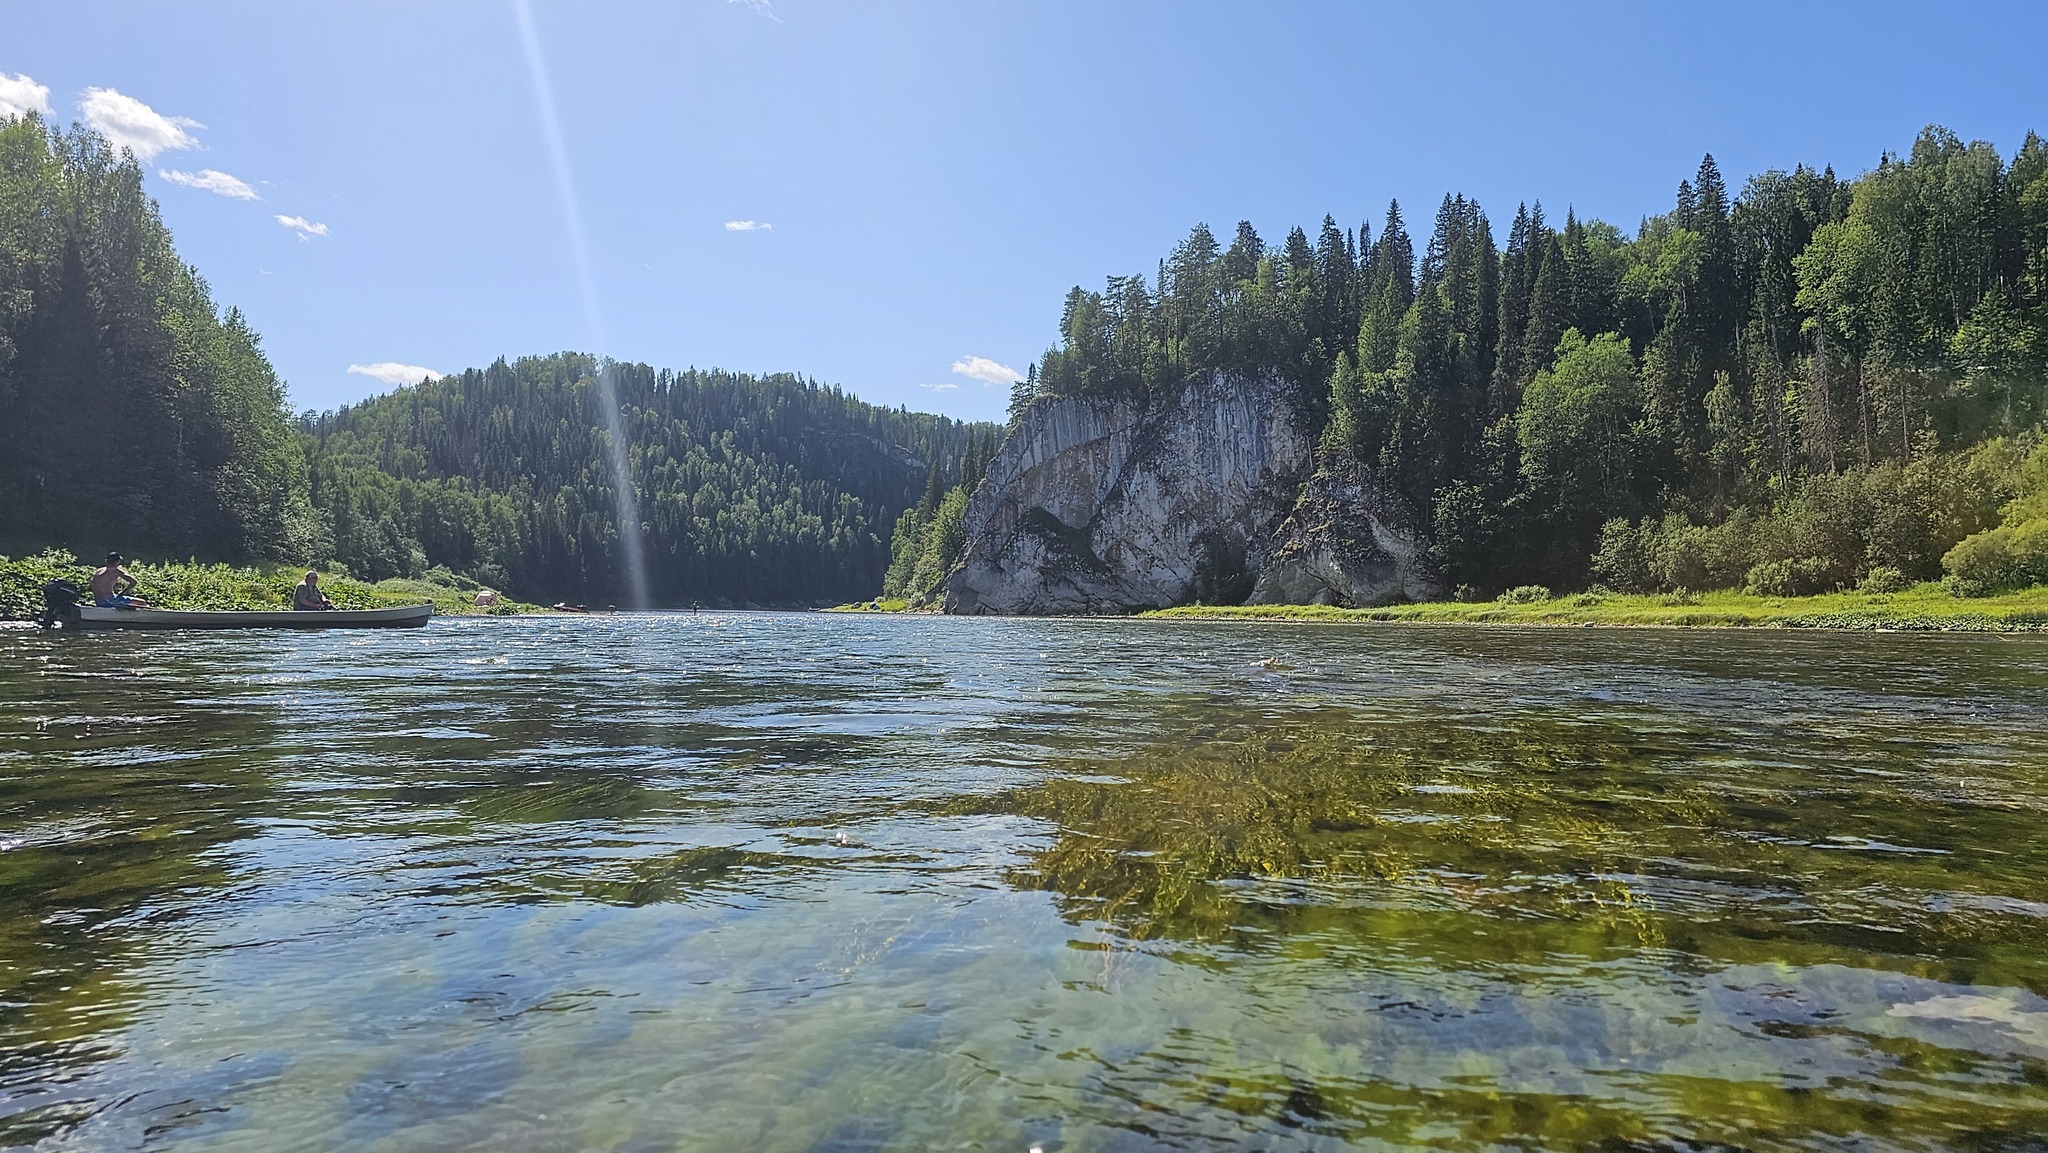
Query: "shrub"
1497 585 1553 604
1943 517 2048 595
1658 588 1701 606
1743 556 1835 597
1858 566 1912 594
1589 518 1650 592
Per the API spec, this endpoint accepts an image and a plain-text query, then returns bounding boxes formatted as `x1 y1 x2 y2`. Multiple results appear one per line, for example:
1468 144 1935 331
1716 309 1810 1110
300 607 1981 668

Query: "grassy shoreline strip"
1145 585 2048 632
1 551 541 620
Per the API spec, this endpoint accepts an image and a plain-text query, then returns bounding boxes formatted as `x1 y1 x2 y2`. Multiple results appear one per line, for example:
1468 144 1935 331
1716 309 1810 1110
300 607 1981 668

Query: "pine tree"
1523 235 1571 379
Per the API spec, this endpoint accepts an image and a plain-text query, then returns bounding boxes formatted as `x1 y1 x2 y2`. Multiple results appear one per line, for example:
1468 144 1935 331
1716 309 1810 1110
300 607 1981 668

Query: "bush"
1658 588 1701 606
1589 519 1650 592
1858 566 1912 594
1743 556 1836 597
1943 517 2048 595
1497 585 1553 604
0 551 91 619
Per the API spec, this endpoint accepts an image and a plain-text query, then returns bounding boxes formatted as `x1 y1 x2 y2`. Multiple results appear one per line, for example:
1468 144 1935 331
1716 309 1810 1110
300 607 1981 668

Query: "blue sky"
5 1 2045 420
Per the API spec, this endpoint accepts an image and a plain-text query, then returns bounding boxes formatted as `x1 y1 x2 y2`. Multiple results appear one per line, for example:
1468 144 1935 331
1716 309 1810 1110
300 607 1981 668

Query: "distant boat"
75 604 432 630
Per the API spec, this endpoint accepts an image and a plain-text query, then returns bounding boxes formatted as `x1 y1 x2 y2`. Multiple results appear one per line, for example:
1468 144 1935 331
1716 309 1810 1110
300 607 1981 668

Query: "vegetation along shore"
0 551 535 620
1148 584 2048 631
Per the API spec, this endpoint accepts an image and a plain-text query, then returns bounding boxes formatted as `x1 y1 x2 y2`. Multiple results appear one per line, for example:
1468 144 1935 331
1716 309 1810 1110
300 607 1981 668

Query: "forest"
0 112 992 606
1015 126 2048 599
303 356 989 604
9 107 2047 608
0 116 312 563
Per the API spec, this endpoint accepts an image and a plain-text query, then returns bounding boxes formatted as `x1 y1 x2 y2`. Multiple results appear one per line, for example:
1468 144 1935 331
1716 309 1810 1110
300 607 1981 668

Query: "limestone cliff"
942 373 1438 614
1246 456 1441 606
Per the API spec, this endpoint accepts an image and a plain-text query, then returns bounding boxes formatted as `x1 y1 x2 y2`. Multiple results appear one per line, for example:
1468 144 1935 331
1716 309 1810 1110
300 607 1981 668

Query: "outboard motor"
38 579 83 630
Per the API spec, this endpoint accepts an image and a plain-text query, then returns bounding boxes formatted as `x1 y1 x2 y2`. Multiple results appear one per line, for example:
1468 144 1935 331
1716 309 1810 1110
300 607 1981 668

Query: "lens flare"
512 0 650 609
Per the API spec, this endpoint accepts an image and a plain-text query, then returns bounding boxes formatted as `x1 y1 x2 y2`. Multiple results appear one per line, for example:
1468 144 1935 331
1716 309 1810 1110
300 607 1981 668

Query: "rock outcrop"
942 372 1438 614
1246 456 1441 606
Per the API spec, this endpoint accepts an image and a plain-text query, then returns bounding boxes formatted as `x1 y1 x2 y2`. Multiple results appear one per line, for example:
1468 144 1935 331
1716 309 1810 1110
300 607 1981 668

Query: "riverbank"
0 551 540 620
1147 584 2048 631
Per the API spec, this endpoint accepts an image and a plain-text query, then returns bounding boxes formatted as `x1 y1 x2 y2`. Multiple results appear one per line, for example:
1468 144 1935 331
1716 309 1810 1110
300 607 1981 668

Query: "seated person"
292 571 335 611
90 552 149 609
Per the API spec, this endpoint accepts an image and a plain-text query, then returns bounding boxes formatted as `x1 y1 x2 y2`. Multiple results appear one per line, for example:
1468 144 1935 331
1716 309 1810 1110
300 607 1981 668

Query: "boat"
74 604 433 630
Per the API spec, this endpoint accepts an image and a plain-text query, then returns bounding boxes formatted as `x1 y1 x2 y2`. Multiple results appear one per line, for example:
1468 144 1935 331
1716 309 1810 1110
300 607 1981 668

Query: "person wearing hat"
90 552 149 609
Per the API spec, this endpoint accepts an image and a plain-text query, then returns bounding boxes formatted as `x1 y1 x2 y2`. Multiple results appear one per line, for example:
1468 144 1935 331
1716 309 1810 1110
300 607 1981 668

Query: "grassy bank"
825 598 915 613
0 550 540 620
1146 584 2048 632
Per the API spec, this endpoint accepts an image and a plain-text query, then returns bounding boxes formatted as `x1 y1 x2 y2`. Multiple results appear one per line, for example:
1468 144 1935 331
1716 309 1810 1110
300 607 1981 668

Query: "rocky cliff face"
1247 455 1440 606
943 373 1439 614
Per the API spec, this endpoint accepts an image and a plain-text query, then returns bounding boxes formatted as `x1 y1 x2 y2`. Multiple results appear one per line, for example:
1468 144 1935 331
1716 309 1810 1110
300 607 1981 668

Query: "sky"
5 1 2046 421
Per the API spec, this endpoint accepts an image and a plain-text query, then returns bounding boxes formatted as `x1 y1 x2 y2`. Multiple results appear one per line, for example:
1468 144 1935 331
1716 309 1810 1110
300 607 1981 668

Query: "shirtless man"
90 552 149 609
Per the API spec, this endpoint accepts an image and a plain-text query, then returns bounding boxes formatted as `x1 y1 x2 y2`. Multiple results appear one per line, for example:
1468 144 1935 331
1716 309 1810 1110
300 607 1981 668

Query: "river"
2 614 2046 1151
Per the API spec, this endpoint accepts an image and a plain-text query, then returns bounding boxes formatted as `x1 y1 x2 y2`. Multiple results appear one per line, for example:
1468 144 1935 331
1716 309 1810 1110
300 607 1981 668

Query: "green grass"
824 597 915 613
1145 583 2048 632
1 550 542 620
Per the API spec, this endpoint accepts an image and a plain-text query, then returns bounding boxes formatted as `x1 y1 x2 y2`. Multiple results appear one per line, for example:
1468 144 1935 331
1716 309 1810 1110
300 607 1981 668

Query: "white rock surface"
944 372 1433 615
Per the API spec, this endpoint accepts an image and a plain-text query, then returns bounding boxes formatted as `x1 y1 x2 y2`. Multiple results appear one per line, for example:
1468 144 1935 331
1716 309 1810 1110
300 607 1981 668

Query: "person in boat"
90 552 149 609
292 571 335 611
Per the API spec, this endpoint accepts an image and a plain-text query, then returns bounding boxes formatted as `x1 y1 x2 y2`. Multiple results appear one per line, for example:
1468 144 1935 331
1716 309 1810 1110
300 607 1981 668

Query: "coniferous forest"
1015 127 2048 600
0 118 314 563
302 357 988 604
0 114 990 606
8 108 2047 607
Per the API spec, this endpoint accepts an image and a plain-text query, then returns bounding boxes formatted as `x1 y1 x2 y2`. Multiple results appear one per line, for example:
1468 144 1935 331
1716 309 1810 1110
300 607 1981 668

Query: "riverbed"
3 614 2046 1150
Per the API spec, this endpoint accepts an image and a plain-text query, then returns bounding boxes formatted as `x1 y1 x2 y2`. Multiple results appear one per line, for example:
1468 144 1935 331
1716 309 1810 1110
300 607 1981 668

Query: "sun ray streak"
512 0 650 609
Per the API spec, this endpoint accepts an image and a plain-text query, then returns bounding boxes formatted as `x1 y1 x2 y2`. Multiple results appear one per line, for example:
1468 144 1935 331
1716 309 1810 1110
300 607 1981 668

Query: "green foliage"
1743 557 1835 597
0 550 530 618
1150 584 2048 631
1858 565 1912 594
1496 584 1553 604
0 116 305 563
302 354 1000 606
886 481 975 605
1941 440 2048 593
1011 124 2048 605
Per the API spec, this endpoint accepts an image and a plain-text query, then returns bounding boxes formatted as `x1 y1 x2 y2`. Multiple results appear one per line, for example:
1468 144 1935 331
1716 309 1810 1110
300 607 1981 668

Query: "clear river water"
2 613 2047 1151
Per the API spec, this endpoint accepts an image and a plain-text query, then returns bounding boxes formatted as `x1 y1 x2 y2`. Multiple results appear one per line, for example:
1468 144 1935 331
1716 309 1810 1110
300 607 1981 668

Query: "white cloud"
918 382 960 392
0 72 52 120
160 168 259 200
727 0 783 22
724 219 772 232
78 87 201 161
275 214 329 239
950 355 1024 388
348 362 441 386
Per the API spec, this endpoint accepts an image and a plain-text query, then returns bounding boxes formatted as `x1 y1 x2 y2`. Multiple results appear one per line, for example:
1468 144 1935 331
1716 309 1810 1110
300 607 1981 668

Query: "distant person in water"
292 571 334 611
90 552 149 609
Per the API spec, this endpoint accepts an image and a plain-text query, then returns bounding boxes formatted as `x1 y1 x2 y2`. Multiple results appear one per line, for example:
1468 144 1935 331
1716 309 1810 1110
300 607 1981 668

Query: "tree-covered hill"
301 355 993 605
0 115 310 562
1009 126 2048 599
0 111 997 608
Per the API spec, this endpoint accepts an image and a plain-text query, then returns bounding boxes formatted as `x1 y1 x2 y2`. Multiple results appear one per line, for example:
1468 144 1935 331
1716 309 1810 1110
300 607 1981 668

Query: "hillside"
303 355 996 605
0 113 999 608
0 115 309 562
950 125 2048 612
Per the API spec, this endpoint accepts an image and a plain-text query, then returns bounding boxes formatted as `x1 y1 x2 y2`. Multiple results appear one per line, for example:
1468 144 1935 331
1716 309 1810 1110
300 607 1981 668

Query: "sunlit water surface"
3 614 2047 1151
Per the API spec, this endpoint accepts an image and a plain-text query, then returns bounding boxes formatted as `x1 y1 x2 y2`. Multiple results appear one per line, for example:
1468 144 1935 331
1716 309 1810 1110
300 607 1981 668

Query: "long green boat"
74 604 433 630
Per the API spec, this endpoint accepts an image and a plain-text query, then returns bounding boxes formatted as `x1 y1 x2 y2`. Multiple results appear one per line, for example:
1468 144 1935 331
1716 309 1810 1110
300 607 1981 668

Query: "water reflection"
0 616 2044 1150
0 637 282 1144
